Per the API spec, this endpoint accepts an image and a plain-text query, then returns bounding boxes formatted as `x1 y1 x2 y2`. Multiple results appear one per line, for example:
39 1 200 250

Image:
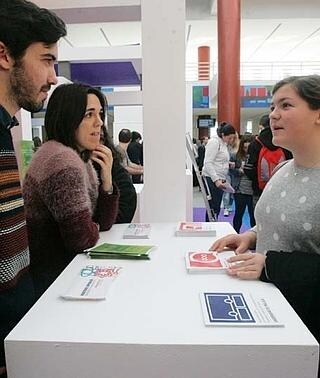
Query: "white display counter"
5 222 319 378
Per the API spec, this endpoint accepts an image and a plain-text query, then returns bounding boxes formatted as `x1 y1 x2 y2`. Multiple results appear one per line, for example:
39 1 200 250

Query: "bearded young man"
0 1 66 375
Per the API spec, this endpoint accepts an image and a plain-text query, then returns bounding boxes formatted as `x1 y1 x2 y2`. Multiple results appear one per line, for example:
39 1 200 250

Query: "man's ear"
315 109 320 125
0 41 13 70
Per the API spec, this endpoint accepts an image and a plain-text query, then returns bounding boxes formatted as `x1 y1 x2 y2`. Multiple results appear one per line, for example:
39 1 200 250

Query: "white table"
5 223 319 378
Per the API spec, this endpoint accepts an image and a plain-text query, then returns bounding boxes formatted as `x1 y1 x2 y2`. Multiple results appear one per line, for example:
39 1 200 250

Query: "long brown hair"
236 134 254 161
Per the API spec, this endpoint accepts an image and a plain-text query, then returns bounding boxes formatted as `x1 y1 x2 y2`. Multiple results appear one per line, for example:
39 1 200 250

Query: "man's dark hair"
259 114 270 129
119 129 132 143
131 131 142 142
0 0 66 60
45 83 106 160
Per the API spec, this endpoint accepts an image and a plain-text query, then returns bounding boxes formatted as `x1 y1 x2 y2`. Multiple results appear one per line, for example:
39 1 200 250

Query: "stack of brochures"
123 223 151 239
61 264 122 300
175 222 217 237
185 250 235 273
87 242 155 260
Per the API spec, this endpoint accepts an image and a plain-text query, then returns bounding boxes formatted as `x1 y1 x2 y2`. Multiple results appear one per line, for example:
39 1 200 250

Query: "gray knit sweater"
254 159 320 255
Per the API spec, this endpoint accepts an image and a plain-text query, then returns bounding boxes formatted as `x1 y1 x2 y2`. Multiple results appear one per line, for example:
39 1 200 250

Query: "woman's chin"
272 136 285 148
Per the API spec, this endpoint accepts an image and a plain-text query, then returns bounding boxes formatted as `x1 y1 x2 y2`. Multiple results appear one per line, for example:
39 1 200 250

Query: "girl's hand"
210 231 256 254
227 252 266 280
91 145 113 192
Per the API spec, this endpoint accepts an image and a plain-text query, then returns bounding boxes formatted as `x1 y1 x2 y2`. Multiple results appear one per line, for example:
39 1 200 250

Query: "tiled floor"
192 186 251 232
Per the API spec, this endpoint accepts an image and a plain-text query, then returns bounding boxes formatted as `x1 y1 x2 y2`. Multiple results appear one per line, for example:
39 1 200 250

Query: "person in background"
32 136 42 152
23 83 119 299
127 131 144 183
0 1 66 375
222 132 239 216
202 122 236 220
197 136 209 172
244 113 292 206
99 125 137 223
117 128 144 179
192 137 200 187
212 75 320 344
192 137 199 159
229 134 255 233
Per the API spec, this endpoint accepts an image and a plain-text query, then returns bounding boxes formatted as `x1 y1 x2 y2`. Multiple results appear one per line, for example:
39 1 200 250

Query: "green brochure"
87 243 155 260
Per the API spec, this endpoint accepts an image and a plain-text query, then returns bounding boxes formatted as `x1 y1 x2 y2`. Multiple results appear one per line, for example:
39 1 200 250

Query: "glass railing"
186 61 320 81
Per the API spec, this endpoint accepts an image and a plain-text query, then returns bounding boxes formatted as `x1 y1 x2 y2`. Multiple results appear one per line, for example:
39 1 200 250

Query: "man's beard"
9 59 48 113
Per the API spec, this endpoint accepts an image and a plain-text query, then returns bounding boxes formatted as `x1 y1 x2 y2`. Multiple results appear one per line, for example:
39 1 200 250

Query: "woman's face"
270 84 320 152
75 94 104 152
243 142 250 154
222 133 235 145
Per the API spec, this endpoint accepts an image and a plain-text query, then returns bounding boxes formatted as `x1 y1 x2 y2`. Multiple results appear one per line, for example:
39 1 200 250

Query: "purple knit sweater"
23 140 119 296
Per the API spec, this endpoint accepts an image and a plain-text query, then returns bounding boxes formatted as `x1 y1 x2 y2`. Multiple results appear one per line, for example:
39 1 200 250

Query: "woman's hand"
227 252 266 280
210 231 257 254
91 145 113 192
214 179 227 190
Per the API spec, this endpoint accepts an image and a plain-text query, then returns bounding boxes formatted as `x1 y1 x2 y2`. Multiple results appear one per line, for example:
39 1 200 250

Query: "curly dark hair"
0 0 66 60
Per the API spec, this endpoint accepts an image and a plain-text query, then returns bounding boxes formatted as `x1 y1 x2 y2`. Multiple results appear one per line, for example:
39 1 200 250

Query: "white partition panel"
141 0 186 222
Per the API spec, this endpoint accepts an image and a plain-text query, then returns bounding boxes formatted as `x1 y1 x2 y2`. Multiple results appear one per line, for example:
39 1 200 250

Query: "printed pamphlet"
175 222 216 237
87 242 155 260
185 250 235 273
123 223 151 239
223 181 235 194
61 265 122 300
200 291 284 327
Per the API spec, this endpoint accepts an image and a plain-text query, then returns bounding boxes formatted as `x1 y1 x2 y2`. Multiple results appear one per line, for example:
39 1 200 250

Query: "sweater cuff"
260 264 271 282
99 183 118 196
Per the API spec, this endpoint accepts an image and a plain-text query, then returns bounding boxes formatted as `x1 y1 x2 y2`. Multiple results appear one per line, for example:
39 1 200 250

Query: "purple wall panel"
70 62 140 86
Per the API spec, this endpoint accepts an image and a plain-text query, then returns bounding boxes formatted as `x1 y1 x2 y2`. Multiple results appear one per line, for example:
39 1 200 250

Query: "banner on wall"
241 85 273 108
193 86 209 109
20 140 34 178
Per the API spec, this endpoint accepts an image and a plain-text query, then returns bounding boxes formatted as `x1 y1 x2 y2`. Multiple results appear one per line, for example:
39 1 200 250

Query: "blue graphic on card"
204 292 256 324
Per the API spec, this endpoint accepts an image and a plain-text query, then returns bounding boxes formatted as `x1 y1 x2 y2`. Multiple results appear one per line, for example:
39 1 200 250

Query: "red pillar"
217 0 241 133
197 46 210 139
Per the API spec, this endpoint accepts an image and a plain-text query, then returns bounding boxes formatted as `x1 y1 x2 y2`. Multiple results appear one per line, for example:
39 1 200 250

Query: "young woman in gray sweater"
212 75 320 342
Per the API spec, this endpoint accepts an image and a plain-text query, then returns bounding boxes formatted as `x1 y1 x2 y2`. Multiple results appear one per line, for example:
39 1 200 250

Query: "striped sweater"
0 106 30 292
23 140 119 297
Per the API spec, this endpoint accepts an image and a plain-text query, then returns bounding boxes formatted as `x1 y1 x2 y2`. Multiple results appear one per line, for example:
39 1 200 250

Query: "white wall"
141 0 186 222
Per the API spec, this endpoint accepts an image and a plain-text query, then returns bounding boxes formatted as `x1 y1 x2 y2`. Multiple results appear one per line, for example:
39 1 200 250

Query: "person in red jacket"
244 114 292 206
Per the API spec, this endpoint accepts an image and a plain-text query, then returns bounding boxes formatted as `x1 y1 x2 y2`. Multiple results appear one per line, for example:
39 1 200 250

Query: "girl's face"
75 94 104 152
222 133 235 145
269 84 320 153
243 142 250 154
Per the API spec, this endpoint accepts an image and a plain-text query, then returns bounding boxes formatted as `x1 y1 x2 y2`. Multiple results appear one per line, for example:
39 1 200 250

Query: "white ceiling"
48 0 320 64
35 0 320 128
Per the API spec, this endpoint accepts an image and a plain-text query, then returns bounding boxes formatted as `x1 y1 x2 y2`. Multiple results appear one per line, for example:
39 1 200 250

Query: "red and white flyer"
185 250 235 273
